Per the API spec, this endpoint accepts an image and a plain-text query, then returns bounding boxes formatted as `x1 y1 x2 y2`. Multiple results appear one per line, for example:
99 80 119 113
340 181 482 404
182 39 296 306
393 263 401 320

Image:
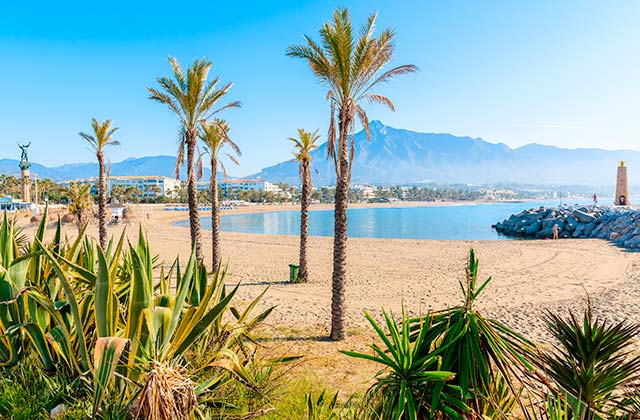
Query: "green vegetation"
0 209 279 418
340 251 640 419
67 182 94 232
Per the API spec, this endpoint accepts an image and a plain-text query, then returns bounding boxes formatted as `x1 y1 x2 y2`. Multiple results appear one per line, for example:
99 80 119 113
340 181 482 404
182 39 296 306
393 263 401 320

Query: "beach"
15 202 640 392
17 202 640 337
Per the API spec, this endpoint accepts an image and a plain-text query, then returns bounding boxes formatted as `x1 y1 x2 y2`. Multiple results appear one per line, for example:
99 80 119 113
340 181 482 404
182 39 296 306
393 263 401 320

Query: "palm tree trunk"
330 115 350 341
298 162 311 283
186 131 203 264
97 152 107 251
210 158 221 269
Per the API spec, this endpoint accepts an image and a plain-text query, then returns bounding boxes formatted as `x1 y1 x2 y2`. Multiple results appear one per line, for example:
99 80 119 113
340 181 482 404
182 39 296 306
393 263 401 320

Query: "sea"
176 199 597 241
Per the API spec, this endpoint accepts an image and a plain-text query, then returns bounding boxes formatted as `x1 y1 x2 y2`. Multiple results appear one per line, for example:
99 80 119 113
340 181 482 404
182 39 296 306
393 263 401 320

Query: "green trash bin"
289 263 300 282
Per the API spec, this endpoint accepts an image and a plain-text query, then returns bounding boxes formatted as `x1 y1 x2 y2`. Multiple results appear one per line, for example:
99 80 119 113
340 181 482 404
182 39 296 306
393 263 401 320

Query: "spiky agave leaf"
411 248 535 416
342 307 469 419
537 303 640 416
92 336 128 416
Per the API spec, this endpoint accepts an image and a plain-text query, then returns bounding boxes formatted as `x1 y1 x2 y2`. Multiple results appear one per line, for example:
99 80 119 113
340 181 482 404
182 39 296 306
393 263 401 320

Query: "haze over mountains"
253 121 640 186
0 156 215 182
1 121 638 187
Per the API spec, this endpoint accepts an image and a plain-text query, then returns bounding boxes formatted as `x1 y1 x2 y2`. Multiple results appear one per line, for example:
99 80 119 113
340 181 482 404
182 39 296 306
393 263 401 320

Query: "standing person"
593 193 598 205
552 224 559 240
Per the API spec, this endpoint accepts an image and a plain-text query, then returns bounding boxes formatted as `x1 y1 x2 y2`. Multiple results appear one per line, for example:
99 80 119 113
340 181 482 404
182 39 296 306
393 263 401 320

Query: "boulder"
523 220 542 235
536 227 555 239
572 209 596 224
572 224 586 238
583 222 596 237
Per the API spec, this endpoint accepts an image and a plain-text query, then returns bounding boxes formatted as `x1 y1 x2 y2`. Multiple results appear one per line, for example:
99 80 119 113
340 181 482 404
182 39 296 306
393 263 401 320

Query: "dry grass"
133 361 197 420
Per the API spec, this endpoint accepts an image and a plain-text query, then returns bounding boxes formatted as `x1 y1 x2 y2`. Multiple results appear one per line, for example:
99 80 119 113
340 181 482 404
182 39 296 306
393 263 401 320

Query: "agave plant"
342 307 469 419
410 249 535 416
535 303 640 419
0 209 275 417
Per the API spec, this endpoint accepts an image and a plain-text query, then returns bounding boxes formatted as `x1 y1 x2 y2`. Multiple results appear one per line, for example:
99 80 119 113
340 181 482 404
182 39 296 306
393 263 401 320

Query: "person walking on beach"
552 223 559 240
593 193 598 205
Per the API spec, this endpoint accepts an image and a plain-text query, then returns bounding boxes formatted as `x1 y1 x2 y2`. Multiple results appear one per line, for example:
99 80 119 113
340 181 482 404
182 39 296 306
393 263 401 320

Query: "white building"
59 176 181 198
197 179 280 195
352 184 376 199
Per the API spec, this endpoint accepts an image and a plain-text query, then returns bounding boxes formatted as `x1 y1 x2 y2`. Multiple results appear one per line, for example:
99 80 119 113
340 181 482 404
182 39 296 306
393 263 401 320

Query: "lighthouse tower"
614 161 630 206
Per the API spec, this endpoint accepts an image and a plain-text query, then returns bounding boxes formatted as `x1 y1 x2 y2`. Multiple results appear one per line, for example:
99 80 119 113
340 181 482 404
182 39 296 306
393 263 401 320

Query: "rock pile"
493 205 640 249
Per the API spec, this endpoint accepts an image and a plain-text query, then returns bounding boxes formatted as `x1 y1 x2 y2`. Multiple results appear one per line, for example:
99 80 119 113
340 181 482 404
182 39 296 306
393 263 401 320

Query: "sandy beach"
17 202 640 337
15 202 640 393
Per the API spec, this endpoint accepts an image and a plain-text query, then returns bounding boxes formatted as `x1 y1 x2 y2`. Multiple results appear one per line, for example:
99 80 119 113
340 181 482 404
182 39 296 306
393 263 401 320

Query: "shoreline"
159 200 496 224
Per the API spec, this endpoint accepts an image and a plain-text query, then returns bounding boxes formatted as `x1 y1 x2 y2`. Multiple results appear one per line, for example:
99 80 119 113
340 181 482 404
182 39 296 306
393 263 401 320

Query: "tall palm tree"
197 119 241 269
148 57 240 264
288 129 320 283
287 8 417 340
78 119 120 251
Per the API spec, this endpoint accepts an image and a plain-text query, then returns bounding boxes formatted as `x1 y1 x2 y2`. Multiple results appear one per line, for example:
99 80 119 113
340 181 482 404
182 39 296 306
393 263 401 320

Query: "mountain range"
2 121 639 187
252 121 640 186
0 156 215 182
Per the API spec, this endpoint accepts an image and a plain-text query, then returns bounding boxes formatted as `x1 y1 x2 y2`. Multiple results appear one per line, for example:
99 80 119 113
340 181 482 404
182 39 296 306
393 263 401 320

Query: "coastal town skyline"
2 1 639 177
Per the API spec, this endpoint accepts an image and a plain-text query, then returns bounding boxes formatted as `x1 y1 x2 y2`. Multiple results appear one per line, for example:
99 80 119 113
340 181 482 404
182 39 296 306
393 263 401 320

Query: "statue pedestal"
21 168 31 203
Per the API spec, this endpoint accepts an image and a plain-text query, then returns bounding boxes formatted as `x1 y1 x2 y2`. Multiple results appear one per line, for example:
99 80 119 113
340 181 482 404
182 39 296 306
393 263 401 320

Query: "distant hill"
3 124 639 187
252 121 640 186
0 155 219 182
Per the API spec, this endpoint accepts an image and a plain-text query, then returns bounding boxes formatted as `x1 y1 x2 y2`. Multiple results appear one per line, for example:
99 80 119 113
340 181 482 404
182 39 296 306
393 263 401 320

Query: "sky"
1 0 639 176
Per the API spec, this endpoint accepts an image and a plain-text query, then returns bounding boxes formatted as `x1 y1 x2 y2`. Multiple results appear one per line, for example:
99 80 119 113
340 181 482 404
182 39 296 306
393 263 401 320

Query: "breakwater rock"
493 205 640 249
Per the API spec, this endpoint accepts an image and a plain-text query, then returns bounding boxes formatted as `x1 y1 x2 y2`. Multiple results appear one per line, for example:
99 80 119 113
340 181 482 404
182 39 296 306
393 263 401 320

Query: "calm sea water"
176 200 594 240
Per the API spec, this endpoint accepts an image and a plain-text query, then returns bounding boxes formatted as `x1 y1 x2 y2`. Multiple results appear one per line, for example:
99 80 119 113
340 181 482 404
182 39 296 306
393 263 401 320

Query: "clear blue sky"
1 1 638 175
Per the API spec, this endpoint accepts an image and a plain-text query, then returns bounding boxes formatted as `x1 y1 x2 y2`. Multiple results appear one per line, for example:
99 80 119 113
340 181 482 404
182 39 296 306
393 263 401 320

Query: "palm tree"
148 57 240 264
67 182 93 234
288 129 320 283
78 119 120 251
287 8 417 340
197 119 241 269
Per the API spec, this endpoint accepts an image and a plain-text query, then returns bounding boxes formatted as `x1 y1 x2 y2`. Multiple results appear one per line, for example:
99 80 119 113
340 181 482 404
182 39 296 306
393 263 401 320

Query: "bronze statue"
18 142 31 163
18 142 31 171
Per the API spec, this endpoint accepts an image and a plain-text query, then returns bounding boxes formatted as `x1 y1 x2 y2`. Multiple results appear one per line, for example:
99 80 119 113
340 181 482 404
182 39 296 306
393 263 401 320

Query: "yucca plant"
535 303 640 419
342 307 469 419
411 249 534 416
525 394 627 420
